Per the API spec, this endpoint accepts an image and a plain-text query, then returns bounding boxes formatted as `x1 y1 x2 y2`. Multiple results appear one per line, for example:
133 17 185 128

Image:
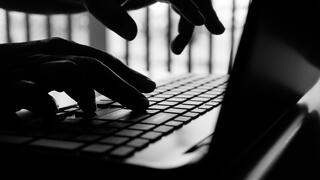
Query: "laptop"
0 0 320 178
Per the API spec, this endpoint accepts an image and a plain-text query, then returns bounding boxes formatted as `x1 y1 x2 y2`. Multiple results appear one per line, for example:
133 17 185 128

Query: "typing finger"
34 60 97 117
4 80 58 120
171 17 195 54
170 0 204 25
70 56 149 111
83 0 137 40
192 0 225 34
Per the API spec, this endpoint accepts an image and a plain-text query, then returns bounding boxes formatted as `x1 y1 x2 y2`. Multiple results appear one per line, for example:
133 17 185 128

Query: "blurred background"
0 0 249 80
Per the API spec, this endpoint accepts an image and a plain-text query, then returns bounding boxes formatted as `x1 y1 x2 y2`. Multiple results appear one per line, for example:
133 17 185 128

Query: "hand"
123 0 225 54
0 0 224 54
0 37 156 121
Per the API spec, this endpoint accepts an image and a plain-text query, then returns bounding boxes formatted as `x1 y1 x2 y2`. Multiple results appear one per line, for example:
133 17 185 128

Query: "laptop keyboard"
0 74 228 159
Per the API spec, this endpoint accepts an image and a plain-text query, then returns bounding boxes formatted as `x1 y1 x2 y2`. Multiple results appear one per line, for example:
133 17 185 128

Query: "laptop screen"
208 0 320 175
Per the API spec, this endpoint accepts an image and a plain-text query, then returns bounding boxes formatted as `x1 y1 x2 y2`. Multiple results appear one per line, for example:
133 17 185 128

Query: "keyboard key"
165 121 183 127
146 110 160 114
95 108 121 117
205 91 223 96
0 135 33 145
128 114 150 122
98 109 132 121
183 112 199 118
148 105 169 110
191 97 211 102
165 108 187 114
107 122 132 129
142 113 177 125
30 139 83 151
149 97 165 102
116 129 143 137
183 91 202 96
91 120 107 126
141 132 162 141
47 131 78 140
198 94 216 98
149 101 157 106
158 101 179 106
183 101 203 106
174 104 195 110
205 101 220 107
82 144 113 155
175 94 194 99
129 124 155 131
191 108 207 114
91 127 118 135
174 116 192 123
100 136 129 145
127 138 150 149
189 89 207 93
167 98 186 102
74 134 101 142
164 91 181 95
110 146 135 158
154 126 174 134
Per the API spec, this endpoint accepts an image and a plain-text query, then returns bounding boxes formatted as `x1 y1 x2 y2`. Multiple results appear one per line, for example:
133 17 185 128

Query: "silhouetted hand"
0 0 224 54
59 0 224 54
122 0 225 54
0 37 156 121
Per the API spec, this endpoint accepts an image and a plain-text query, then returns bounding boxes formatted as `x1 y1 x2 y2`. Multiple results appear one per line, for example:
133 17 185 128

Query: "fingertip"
144 80 157 93
214 21 226 34
171 35 187 55
125 95 149 111
136 96 150 110
205 14 225 35
122 22 138 41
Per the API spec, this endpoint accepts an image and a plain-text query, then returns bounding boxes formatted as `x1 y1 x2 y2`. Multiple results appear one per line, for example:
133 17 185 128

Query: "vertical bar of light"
125 40 130 65
228 0 236 74
208 32 213 73
5 11 11 43
145 7 151 71
25 14 31 41
67 14 72 40
167 6 172 72
46 15 52 38
187 40 193 73
208 0 215 74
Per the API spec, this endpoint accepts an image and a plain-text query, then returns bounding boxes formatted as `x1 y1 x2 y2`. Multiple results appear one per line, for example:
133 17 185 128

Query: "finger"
32 60 97 116
8 80 58 119
42 38 156 93
192 0 225 34
170 0 204 25
83 0 137 40
171 17 195 54
70 57 149 111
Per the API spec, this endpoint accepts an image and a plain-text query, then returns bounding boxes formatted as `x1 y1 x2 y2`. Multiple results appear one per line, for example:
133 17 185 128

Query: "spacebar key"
142 113 177 125
30 139 84 151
